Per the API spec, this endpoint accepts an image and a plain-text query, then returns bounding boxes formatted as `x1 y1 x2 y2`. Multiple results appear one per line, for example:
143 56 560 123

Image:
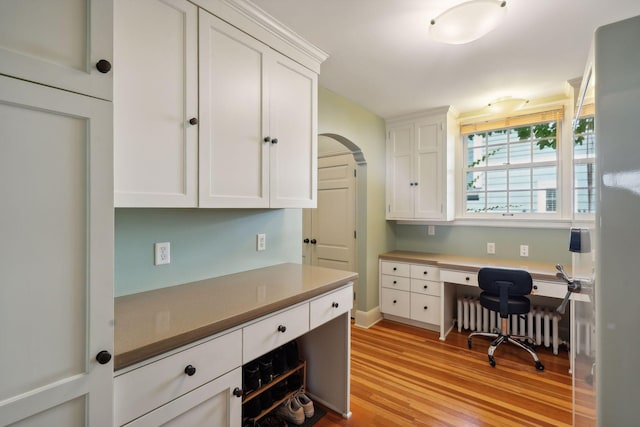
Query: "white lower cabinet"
380 260 442 329
114 330 243 426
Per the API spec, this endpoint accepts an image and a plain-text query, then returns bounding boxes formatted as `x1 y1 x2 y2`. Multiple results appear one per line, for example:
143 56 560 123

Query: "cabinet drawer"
410 279 441 296
440 269 478 287
381 274 411 291
114 330 242 426
410 264 440 281
380 261 410 277
410 294 440 325
381 288 410 318
310 285 353 330
243 303 309 363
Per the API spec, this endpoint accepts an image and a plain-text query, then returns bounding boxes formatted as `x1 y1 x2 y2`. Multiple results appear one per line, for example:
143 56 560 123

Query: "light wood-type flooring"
314 319 596 427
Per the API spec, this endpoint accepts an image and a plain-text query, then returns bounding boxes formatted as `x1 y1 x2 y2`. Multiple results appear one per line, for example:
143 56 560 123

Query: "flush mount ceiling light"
430 0 507 45
487 96 529 114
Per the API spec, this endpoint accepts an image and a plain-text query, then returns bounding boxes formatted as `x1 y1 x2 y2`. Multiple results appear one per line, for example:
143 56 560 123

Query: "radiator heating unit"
457 296 562 355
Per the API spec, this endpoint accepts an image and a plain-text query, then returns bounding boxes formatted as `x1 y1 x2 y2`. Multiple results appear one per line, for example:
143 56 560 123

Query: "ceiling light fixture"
430 0 507 45
487 96 528 114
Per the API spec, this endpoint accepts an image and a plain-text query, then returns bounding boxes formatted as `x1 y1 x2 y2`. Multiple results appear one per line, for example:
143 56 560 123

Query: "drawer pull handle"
393 267 397 271
423 285 428 289
277 325 287 333
424 306 428 310
393 280 397 284
393 300 397 304
184 365 196 376
533 285 538 290
423 271 428 275
465 277 470 281
332 302 339 308
233 387 243 398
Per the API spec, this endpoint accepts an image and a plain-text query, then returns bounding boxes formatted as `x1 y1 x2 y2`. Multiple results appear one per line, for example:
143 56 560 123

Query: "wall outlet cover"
154 242 170 265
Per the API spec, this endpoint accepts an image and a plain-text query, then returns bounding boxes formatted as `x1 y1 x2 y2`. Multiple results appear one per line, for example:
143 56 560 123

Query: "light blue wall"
114 208 301 296
395 224 572 264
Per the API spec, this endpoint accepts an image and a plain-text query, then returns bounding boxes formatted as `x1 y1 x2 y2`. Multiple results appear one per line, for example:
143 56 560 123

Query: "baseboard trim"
354 306 382 329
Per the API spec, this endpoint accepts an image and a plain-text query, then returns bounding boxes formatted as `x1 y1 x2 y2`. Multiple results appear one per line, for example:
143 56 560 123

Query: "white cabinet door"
198 10 269 208
414 118 443 219
0 76 113 427
114 0 198 207
0 0 112 100
269 55 318 208
123 368 242 427
386 124 414 218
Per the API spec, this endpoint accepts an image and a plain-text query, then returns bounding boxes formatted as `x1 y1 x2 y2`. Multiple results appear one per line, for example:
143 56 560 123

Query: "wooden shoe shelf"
242 360 307 424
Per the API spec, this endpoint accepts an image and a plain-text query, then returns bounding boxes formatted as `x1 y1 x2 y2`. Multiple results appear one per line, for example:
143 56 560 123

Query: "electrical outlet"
487 242 495 254
154 242 170 265
520 244 529 257
257 233 266 251
427 225 435 236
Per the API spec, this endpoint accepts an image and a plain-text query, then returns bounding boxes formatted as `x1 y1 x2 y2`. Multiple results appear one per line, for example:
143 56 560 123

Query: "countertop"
379 250 567 282
114 263 358 371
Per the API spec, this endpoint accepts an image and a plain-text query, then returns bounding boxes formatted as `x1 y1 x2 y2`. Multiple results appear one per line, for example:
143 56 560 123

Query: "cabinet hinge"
388 204 391 213
440 123 444 131
354 230 357 239
354 169 357 178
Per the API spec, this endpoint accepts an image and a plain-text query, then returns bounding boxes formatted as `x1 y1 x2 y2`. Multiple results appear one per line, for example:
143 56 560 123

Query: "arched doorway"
302 134 366 314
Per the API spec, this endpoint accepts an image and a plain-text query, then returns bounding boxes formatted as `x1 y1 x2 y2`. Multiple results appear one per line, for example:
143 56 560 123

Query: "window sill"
395 217 595 229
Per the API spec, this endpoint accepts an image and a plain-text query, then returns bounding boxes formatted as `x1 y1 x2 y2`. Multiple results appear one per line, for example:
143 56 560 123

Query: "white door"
199 10 269 208
269 55 318 208
0 0 112 100
303 154 357 272
0 76 114 426
114 0 198 207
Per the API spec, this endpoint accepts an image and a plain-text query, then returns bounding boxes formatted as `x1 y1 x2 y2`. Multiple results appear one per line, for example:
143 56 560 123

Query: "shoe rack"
242 360 307 424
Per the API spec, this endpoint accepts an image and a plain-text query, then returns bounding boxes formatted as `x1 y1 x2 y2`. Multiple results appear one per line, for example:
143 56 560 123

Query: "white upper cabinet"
386 107 457 221
0 0 113 100
115 1 323 208
114 0 198 207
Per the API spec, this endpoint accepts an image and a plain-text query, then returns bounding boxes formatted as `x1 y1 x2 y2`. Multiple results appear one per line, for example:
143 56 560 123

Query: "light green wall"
115 209 301 296
395 224 571 264
318 87 393 312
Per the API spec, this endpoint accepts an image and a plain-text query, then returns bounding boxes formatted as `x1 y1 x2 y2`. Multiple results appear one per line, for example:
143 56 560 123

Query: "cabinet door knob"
303 238 310 243
96 59 112 73
409 182 414 186
96 350 112 365
310 239 317 244
277 325 287 333
414 182 419 186
393 300 397 304
184 365 196 376
424 306 428 310
332 302 339 308
264 136 271 143
233 387 243 397
189 117 198 125
271 138 278 144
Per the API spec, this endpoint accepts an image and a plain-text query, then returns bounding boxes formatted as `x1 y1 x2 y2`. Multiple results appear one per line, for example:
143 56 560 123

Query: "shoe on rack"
276 397 305 426
294 390 314 418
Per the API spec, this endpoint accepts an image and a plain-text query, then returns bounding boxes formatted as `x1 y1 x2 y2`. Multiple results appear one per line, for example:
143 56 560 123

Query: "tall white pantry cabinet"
114 0 323 209
0 1 115 426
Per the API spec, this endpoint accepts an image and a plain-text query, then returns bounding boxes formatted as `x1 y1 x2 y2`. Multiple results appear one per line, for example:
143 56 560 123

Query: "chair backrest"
478 267 533 297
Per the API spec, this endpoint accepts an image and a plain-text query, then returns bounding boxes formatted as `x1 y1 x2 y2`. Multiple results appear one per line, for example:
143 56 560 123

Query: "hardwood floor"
314 319 596 427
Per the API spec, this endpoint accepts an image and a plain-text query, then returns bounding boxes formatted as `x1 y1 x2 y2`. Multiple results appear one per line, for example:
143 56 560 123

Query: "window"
462 110 562 217
573 108 596 215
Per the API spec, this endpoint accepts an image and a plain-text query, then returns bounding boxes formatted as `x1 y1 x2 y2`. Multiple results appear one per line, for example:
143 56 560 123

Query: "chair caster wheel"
467 338 472 349
535 361 545 371
488 356 496 367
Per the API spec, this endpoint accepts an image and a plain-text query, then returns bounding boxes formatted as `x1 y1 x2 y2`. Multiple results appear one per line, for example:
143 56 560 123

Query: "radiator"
457 296 562 355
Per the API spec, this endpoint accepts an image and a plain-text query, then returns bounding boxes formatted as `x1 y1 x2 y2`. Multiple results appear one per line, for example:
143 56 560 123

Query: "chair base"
468 331 544 371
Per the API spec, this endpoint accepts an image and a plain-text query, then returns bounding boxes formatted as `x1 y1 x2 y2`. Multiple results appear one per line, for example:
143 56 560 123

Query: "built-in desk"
379 251 590 358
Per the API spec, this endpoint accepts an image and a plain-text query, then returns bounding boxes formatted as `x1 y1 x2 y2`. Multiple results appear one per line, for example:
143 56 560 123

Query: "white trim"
396 217 594 229
354 307 382 329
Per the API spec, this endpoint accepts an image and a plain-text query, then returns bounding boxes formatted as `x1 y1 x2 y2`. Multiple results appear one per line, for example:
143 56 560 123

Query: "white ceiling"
249 0 640 119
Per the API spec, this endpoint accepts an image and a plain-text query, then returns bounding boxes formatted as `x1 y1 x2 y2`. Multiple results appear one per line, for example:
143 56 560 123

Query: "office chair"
467 267 544 371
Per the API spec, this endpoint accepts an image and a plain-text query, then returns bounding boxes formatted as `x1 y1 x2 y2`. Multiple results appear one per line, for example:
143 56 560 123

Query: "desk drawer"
410 279 441 296
243 303 309 363
381 288 410 318
310 285 353 330
381 274 410 291
114 330 242 426
380 261 410 277
532 280 567 299
410 264 440 281
410 294 440 325
440 270 478 287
